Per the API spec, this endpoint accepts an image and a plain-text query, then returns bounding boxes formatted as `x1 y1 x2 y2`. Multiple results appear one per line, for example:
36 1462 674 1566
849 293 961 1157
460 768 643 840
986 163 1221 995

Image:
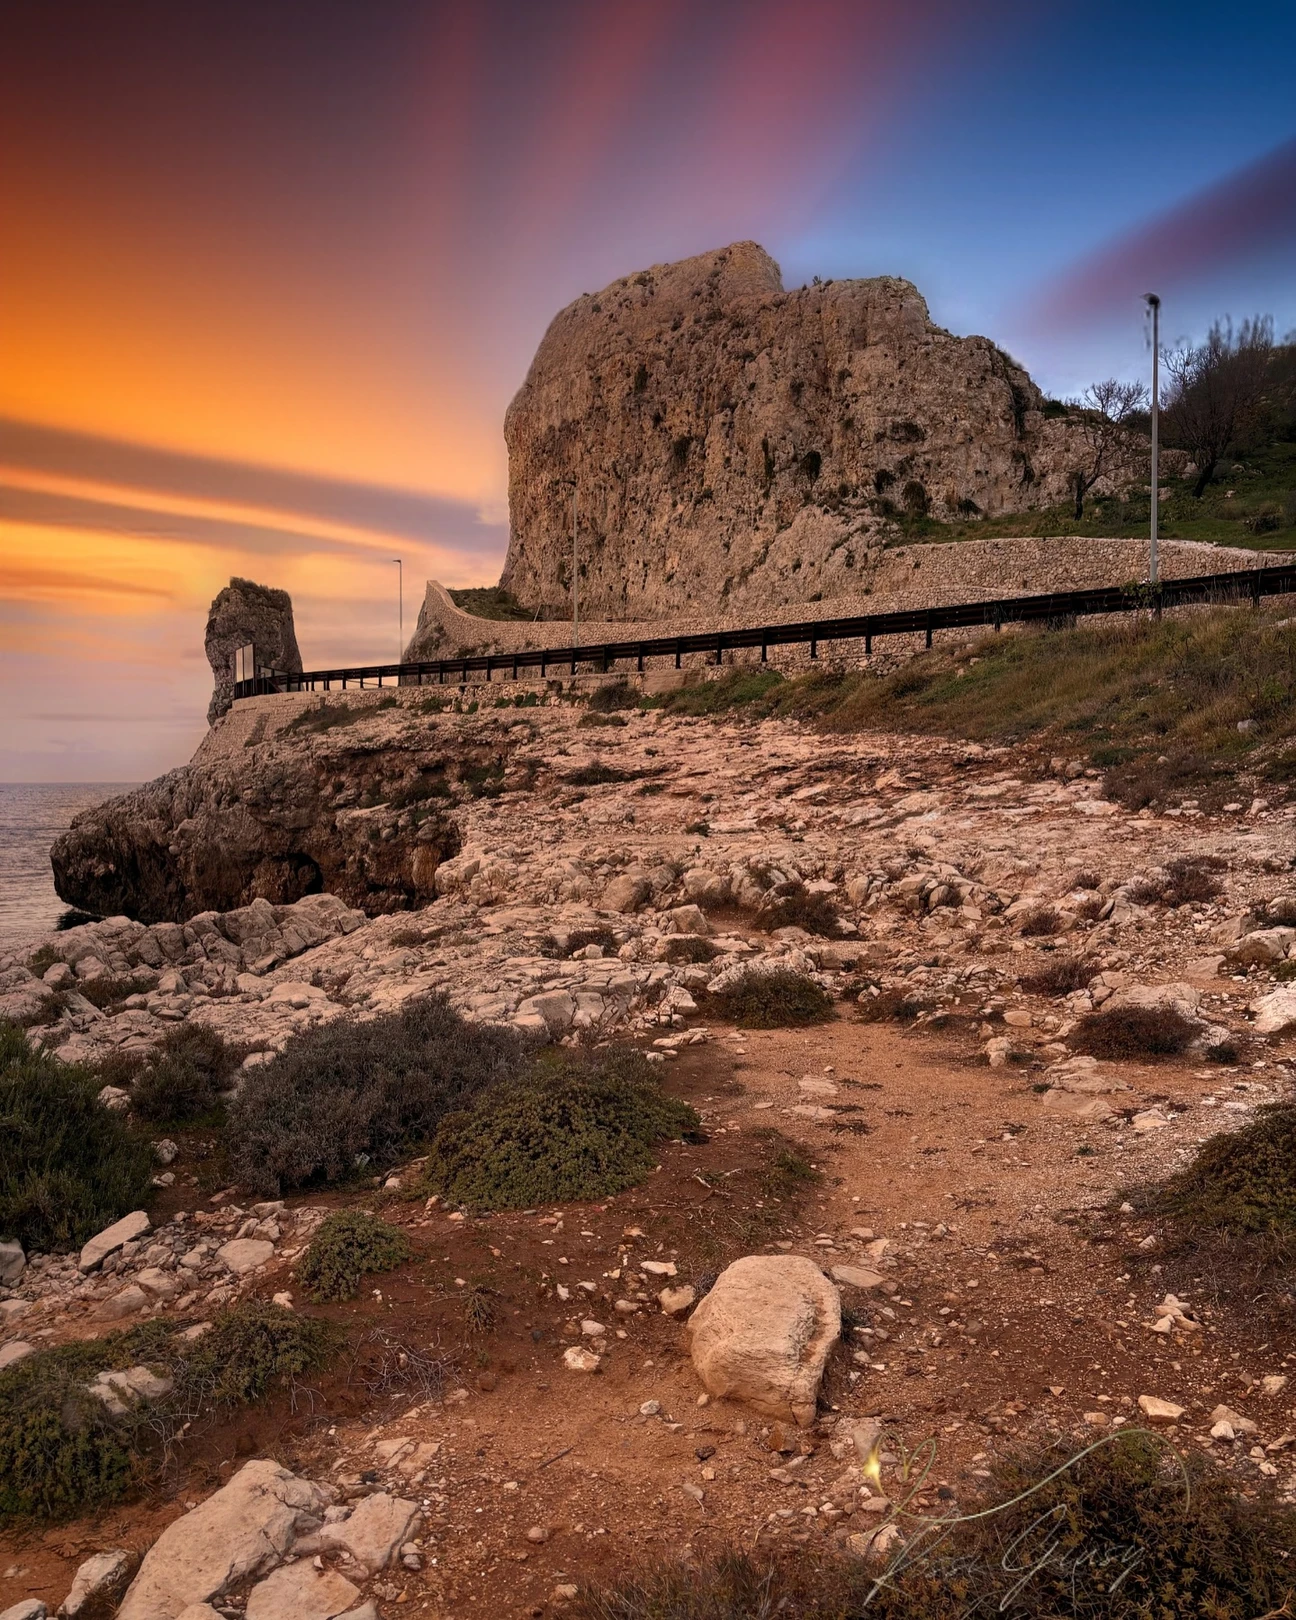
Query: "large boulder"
206 578 302 724
686 1254 841 1426
498 242 1091 622
116 1459 330 1620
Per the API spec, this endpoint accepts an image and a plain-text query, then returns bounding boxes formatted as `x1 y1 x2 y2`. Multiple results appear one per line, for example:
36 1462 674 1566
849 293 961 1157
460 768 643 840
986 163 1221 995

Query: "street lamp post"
393 557 403 665
1145 294 1160 586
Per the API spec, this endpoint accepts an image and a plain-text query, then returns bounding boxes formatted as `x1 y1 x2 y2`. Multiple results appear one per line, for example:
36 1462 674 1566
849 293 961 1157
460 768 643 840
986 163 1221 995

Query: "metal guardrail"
232 561 1296 701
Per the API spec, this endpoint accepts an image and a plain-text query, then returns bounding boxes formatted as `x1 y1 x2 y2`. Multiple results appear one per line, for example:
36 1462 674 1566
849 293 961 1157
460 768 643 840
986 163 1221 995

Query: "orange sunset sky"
2 0 1293 780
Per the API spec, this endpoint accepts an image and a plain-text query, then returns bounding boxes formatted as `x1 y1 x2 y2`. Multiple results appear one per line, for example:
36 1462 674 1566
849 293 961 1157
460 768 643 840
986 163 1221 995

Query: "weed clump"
422 1049 699 1211
587 682 639 713
1018 904 1062 937
131 1023 238 1124
298 1211 412 1302
755 881 840 936
1157 1105 1296 1233
0 1023 154 1251
856 986 926 1023
658 935 719 964
180 1300 335 1407
708 969 834 1029
1021 954 1096 996
1071 1004 1198 1059
225 994 531 1196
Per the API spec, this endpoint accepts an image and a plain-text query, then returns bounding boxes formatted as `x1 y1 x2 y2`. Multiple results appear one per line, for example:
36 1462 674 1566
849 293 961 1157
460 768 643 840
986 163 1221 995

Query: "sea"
0 783 136 955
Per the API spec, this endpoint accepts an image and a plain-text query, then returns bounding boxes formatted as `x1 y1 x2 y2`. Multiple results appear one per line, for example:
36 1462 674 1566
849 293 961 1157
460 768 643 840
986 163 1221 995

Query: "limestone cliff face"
206 577 303 723
500 242 1087 620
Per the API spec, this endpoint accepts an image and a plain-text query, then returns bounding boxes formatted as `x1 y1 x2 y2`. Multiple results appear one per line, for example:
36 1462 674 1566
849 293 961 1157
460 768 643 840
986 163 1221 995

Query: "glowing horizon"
2 0 1293 780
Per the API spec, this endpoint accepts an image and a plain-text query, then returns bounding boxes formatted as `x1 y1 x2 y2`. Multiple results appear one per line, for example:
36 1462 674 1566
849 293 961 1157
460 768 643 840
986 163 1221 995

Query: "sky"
2 0 1294 781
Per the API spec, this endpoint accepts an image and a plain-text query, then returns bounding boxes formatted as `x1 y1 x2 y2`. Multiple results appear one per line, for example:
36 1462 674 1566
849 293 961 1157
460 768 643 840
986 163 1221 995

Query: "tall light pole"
1145 294 1160 586
392 557 403 664
570 481 579 649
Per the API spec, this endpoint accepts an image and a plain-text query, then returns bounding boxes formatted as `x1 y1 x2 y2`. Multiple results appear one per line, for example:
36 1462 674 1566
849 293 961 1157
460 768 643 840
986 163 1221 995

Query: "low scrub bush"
0 1305 335 1522
708 969 834 1028
0 1023 154 1251
284 702 363 735
298 1210 411 1302
75 973 157 1010
1070 1004 1198 1059
755 881 839 937
658 935 718 964
180 1301 335 1405
1018 904 1062 937
1021 954 1095 996
564 760 636 786
1162 855 1225 905
659 668 785 717
587 682 639 712
577 1433 1296 1620
131 1023 239 1124
225 994 531 1196
422 1049 699 1211
1156 1104 1296 1234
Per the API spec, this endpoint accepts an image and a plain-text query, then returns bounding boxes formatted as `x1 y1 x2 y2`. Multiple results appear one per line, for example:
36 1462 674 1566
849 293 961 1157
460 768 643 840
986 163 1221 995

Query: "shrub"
1070 1004 1198 1059
422 1049 699 1211
225 994 531 1196
75 974 157 1010
658 935 718 964
1021 955 1095 996
577 1433 1296 1620
179 1300 336 1407
588 682 638 713
708 969 834 1029
131 1023 238 1124
1162 856 1225 905
563 760 636 786
659 669 785 717
1157 1105 1296 1234
0 1024 154 1251
297 1211 411 1302
755 882 839 937
284 702 363 735
0 1332 161 1521
1018 905 1062 937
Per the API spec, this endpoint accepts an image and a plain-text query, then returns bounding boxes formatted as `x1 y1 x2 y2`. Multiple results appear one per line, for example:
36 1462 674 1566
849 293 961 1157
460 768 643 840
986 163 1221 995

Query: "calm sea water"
0 784 136 955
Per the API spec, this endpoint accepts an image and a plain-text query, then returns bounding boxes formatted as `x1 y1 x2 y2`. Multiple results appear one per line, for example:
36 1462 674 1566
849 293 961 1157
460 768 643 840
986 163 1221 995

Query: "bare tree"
1067 378 1148 519
1164 316 1274 497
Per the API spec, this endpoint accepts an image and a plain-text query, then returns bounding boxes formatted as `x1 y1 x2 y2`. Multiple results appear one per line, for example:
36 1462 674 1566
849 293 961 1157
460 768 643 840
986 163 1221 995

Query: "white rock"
1209 1403 1257 1435
216 1238 275 1276
117 1458 330 1620
244 1561 360 1620
640 1259 677 1276
0 1239 25 1287
658 1285 696 1315
59 1550 133 1617
1250 984 1296 1035
0 1340 35 1370
2 1602 48 1620
79 1210 151 1273
1137 1395 1185 1424
1043 1056 1130 1094
88 1365 174 1416
1104 982 1201 1021
686 1254 841 1427
317 1492 420 1574
514 990 576 1033
562 1346 601 1373
830 1265 885 1290
92 1285 149 1321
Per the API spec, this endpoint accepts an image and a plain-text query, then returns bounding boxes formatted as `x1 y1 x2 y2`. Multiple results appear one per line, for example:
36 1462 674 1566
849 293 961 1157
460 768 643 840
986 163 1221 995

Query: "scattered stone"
0 1240 25 1287
830 1265 885 1291
1137 1395 1185 1424
658 1285 696 1315
216 1239 275 1277
244 1561 360 1620
317 1493 420 1573
562 1346 602 1374
0 1341 35 1370
79 1210 151 1274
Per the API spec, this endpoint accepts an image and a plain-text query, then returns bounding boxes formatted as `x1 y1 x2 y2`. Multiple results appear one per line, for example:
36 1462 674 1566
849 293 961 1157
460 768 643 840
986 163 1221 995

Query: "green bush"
0 1322 176 1522
708 968 834 1029
297 1211 411 1302
578 1433 1296 1620
131 1023 238 1124
180 1300 335 1404
1157 1104 1296 1233
225 994 531 1195
755 881 840 937
0 1023 154 1250
422 1049 699 1211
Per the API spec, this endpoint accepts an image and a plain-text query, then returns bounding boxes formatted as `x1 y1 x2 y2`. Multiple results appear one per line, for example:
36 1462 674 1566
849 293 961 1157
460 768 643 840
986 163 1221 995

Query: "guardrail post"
810 636 818 659
675 640 681 670
760 635 767 663
512 656 519 680
865 629 872 655
1252 572 1262 606
925 611 933 650
637 650 644 673
541 650 548 678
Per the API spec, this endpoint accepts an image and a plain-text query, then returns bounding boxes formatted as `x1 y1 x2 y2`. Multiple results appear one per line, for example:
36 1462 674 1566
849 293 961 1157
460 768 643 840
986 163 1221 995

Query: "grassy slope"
658 604 1296 808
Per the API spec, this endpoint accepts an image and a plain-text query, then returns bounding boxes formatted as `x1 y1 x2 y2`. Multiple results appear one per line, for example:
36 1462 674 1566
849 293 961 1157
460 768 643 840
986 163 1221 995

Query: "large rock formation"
50 698 473 923
205 578 303 724
500 242 1089 619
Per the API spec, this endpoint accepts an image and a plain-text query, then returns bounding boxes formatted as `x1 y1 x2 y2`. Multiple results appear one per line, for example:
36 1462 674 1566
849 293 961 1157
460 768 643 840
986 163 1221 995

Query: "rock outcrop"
50 699 465 923
206 578 303 724
500 242 1092 620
